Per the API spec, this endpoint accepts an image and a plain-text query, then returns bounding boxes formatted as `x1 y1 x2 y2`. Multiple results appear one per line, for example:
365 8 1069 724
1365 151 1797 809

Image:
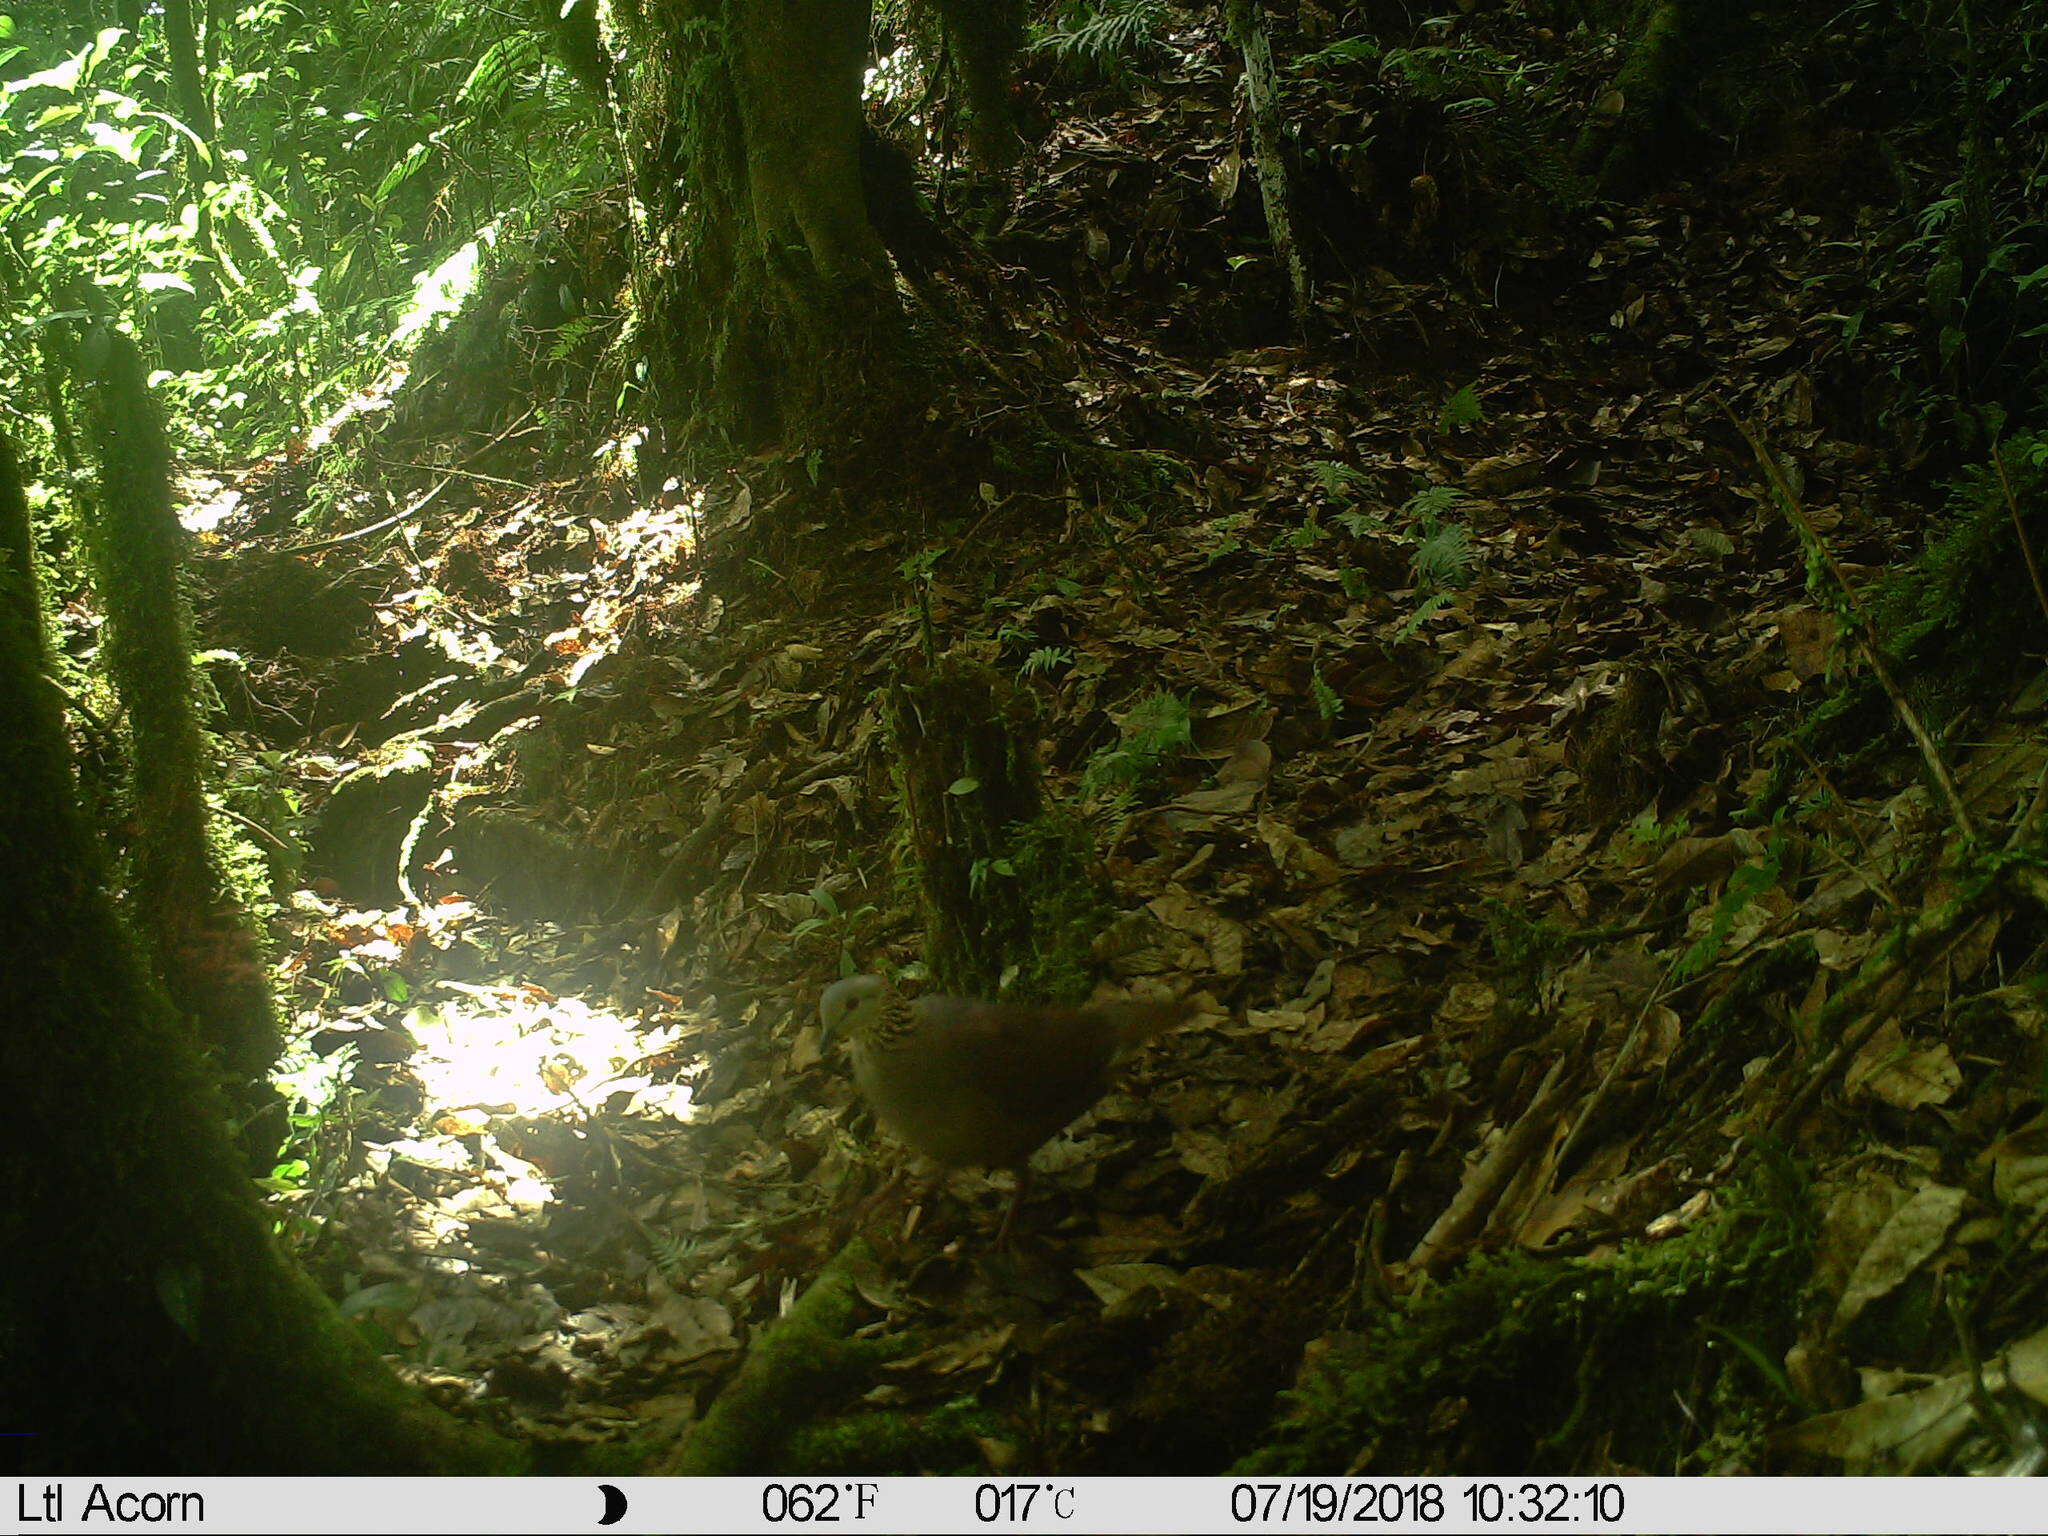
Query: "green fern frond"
1403 484 1466 521
1308 459 1373 500
1412 523 1474 588
1033 0 1169 76
458 34 543 114
1396 591 1453 639
1440 382 1484 431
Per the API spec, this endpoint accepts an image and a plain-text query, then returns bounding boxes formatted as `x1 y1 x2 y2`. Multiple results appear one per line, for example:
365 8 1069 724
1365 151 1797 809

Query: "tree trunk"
619 0 903 460
155 0 216 370
83 327 280 1090
926 0 1027 172
1225 0 1312 337
0 430 514 1473
890 657 1045 997
1574 0 1696 197
887 656 1110 1007
162 0 217 143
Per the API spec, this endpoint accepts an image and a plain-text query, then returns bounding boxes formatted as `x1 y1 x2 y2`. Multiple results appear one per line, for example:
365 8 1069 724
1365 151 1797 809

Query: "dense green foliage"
0 0 605 463
7 0 2048 1479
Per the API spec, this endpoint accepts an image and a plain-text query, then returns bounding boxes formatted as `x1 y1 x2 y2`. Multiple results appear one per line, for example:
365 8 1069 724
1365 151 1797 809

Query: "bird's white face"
818 974 887 1038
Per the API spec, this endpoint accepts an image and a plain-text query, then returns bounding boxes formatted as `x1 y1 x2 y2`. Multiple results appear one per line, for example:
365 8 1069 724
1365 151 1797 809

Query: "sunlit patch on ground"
406 978 696 1131
269 896 699 1232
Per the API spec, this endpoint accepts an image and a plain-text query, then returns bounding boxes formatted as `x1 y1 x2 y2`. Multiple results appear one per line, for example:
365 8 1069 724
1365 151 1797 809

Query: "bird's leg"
887 1163 929 1241
994 1165 1032 1245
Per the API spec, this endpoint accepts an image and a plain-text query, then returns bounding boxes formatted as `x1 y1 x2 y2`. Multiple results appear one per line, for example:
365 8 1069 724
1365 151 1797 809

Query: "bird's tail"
1094 994 1197 1052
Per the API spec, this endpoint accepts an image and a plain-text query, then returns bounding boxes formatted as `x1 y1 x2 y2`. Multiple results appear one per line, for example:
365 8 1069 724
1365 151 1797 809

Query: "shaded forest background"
7 0 2048 1479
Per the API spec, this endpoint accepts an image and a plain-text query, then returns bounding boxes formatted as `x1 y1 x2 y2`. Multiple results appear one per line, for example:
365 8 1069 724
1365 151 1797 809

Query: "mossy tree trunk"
662 1239 883 1473
924 0 1027 172
0 430 514 1473
1224 0 1312 335
153 0 215 370
82 327 279 1091
617 0 903 460
161 0 217 145
889 657 1044 997
530 0 612 100
1574 0 1697 197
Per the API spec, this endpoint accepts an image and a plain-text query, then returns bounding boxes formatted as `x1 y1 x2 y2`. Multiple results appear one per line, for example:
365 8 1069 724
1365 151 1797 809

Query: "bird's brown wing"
922 997 1127 1130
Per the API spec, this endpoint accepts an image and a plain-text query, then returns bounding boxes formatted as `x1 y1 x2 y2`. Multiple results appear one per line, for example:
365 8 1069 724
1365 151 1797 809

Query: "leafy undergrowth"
185 4 2048 1476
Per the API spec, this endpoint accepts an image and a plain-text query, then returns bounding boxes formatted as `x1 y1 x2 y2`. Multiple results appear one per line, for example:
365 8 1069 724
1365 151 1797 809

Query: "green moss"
1867 437 2048 709
210 799 282 925
1241 1159 1813 1474
667 1241 909 1474
0 429 514 1473
81 328 280 1084
1007 810 1113 1005
785 1397 1007 1476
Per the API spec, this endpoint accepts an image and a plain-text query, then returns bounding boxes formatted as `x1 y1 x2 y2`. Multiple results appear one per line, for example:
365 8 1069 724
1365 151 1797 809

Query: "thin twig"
1725 406 1980 846
215 803 292 852
365 457 539 492
1948 1288 2021 1455
1989 442 2048 630
2007 762 2048 852
1763 903 1985 1141
1408 1043 1585 1273
1787 735 1908 915
40 672 119 751
283 482 447 556
281 408 537 555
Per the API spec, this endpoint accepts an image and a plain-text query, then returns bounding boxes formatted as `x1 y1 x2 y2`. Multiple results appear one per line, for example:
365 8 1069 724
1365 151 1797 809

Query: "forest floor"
187 10 2048 1475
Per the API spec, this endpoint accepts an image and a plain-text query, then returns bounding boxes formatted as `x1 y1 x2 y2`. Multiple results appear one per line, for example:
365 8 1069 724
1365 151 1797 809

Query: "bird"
817 973 1193 1238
